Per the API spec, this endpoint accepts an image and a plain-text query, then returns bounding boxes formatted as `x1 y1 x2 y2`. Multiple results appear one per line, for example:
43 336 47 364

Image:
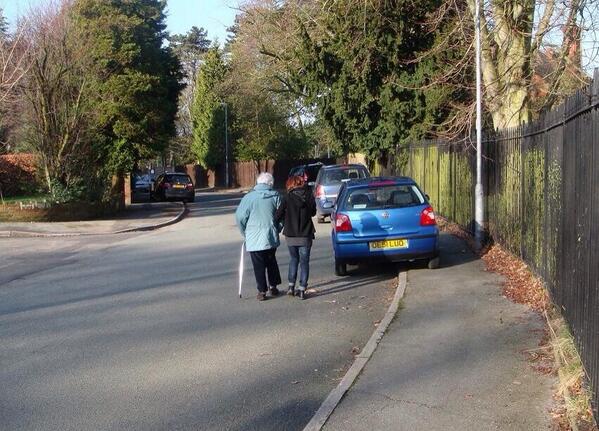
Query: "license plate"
173 184 185 189
369 239 409 251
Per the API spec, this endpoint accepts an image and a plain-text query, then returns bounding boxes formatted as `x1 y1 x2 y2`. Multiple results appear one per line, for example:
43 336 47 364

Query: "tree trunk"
467 0 534 129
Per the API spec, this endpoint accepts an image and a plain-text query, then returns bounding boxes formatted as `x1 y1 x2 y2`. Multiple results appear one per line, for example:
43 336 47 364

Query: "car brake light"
163 182 171 189
335 213 352 232
420 206 436 226
315 185 325 199
186 183 194 190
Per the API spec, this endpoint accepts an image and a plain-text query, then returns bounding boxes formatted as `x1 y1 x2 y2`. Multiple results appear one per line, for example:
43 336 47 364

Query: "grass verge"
0 194 50 204
546 309 597 431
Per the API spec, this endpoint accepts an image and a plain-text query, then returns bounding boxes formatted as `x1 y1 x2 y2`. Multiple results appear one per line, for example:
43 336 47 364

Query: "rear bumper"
164 189 194 200
333 233 438 263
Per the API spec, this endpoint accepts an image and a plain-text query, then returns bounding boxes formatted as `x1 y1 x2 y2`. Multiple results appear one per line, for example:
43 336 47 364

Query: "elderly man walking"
235 172 283 301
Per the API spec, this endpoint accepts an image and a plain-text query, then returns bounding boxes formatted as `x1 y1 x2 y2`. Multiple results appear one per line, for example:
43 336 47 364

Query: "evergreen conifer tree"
190 46 227 168
71 0 183 175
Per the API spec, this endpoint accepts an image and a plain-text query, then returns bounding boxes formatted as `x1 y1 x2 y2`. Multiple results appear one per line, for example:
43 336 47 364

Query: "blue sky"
1 0 238 42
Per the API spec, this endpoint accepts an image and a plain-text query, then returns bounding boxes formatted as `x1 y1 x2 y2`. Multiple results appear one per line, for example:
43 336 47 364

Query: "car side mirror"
425 194 430 201
308 181 315 187
322 201 334 209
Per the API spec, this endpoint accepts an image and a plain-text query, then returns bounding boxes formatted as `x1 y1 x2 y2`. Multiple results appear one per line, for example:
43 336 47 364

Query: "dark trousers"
249 248 282 293
288 245 311 290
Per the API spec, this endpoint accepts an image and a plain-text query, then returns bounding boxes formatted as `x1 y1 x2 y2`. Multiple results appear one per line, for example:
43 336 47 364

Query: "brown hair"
286 175 305 191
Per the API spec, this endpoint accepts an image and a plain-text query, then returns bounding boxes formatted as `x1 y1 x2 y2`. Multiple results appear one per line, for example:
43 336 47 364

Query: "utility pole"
474 0 484 250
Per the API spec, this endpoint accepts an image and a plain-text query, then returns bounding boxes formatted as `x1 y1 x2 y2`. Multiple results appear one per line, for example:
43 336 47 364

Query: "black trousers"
249 248 282 293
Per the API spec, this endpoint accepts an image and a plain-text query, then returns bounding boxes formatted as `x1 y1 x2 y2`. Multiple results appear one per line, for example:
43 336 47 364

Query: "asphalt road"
0 191 394 431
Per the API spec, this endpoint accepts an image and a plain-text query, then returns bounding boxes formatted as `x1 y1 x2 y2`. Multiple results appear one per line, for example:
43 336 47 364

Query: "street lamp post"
474 0 484 250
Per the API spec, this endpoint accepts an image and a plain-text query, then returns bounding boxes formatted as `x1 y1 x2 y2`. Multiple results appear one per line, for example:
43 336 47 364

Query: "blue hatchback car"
331 177 440 276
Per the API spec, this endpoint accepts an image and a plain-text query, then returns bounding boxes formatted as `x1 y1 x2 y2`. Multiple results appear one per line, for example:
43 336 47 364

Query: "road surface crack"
354 389 442 410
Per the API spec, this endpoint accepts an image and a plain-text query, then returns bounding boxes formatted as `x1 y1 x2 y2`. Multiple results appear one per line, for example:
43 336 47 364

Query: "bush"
0 154 39 197
49 179 86 203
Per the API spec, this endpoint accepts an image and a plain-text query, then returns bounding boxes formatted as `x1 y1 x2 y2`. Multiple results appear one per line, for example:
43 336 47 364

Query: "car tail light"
186 183 194 190
163 182 171 189
335 213 352 232
315 185 325 199
420 206 436 226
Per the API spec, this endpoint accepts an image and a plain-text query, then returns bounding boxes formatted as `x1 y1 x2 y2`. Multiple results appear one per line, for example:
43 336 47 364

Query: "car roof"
344 176 416 189
293 162 324 168
321 164 367 170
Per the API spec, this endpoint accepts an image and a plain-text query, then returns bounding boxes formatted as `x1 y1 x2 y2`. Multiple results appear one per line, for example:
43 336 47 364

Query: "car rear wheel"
427 256 440 269
335 259 347 276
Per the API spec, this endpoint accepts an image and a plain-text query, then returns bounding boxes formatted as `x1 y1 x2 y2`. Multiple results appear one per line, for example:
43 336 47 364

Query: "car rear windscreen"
323 167 368 184
305 165 322 182
166 175 191 184
343 185 424 210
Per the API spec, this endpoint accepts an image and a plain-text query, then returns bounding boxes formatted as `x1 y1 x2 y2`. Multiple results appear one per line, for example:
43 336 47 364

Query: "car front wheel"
335 259 347 276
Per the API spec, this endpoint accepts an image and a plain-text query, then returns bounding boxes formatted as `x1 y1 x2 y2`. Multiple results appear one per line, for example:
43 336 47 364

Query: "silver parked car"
313 164 370 223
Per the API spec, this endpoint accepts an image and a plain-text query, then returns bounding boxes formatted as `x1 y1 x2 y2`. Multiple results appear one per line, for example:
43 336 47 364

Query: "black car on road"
152 173 195 203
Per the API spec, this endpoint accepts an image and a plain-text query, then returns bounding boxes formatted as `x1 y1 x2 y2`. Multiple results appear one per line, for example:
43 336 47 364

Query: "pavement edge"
302 270 408 431
0 202 188 238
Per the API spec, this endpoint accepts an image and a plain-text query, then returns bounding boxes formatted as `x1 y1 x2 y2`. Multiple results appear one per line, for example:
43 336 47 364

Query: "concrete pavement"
321 233 556 431
0 191 394 431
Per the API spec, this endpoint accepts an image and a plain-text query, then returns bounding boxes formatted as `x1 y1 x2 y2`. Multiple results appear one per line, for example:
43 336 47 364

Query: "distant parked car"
132 174 152 193
313 164 370 223
153 173 195 203
288 162 325 186
330 176 440 276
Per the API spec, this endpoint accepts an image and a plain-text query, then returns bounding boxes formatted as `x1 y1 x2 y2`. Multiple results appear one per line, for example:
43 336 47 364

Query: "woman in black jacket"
275 175 316 300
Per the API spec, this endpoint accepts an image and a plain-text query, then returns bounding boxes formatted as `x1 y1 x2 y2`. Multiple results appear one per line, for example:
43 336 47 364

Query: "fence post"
451 143 456 222
542 113 549 282
520 124 525 259
423 142 427 193
409 142 413 177
591 69 599 420
435 139 441 211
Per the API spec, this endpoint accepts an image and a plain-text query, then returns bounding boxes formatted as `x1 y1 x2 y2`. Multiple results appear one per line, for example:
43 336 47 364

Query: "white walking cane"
238 242 245 298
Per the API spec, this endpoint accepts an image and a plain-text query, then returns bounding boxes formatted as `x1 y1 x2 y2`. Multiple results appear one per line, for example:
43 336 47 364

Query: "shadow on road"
311 264 398 298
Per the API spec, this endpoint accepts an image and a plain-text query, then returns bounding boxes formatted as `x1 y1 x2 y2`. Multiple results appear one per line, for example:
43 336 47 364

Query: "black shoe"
256 292 267 301
268 286 280 297
298 290 306 300
287 286 295 296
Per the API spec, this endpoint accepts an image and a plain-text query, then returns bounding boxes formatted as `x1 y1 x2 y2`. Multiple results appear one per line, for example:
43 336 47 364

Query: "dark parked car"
153 173 195 203
313 164 370 223
288 162 324 186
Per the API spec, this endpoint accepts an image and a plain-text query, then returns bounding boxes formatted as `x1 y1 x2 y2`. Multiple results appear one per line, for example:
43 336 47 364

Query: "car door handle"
380 225 393 230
